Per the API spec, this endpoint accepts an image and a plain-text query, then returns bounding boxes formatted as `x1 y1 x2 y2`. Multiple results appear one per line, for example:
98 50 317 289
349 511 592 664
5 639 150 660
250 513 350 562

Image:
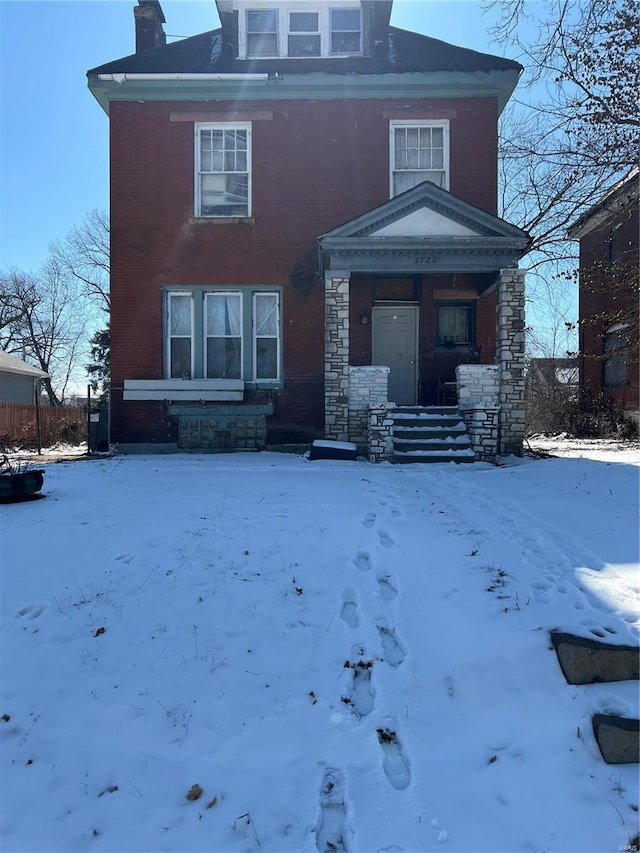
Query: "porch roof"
318 182 530 276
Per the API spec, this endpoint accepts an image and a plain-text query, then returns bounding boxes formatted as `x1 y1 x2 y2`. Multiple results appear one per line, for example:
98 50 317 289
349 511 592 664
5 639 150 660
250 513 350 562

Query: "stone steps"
391 406 475 464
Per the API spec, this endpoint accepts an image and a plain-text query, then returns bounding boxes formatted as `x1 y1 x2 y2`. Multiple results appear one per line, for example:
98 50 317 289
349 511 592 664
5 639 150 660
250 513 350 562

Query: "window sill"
246 381 284 391
190 216 255 226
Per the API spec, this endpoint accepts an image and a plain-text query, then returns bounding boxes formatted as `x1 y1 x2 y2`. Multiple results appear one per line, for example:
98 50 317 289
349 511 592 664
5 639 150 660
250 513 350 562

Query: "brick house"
88 0 530 457
568 171 639 427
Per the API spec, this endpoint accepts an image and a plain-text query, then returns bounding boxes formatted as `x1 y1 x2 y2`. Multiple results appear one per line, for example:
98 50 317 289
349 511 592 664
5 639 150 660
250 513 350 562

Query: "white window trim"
253 292 281 381
246 8 279 58
389 119 450 197
194 122 252 218
237 3 362 59
164 288 282 385
205 291 244 380
166 291 194 380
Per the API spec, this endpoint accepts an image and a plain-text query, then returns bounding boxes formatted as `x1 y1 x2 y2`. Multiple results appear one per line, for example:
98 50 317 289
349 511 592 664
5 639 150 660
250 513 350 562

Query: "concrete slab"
592 714 639 764
550 631 639 685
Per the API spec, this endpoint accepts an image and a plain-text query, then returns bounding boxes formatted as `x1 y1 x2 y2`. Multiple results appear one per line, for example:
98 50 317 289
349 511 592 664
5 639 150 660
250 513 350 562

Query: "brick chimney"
134 1 166 53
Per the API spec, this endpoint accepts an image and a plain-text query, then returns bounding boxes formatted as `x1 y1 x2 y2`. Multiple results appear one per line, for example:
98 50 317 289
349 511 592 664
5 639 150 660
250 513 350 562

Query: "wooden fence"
0 402 85 447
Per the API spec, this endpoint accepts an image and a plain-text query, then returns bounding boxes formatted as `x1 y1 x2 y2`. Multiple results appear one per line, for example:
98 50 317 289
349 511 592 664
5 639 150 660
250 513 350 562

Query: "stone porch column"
325 272 350 441
497 268 526 456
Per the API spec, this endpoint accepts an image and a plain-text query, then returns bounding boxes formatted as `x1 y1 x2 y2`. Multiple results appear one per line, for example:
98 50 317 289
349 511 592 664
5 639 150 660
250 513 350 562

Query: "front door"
372 306 419 405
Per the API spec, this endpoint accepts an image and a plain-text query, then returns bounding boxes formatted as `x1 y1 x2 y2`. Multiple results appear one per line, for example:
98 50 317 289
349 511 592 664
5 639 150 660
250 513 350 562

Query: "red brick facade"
109 96 501 444
575 181 639 414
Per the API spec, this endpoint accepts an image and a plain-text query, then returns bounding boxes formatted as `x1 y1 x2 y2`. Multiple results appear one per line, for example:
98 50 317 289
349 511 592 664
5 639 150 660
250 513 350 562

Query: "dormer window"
288 12 320 56
238 4 363 59
330 8 361 54
247 9 278 57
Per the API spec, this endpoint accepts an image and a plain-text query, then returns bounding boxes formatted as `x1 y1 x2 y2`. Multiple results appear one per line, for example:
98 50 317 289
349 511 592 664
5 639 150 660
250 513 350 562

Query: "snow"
1 442 639 853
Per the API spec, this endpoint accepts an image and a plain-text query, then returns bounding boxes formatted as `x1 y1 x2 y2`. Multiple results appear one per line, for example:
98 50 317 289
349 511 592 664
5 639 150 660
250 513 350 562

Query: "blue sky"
0 0 513 272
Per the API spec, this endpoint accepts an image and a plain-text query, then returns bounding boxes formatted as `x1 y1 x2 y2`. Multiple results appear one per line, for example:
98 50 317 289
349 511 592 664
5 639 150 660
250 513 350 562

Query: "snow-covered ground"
1 443 639 853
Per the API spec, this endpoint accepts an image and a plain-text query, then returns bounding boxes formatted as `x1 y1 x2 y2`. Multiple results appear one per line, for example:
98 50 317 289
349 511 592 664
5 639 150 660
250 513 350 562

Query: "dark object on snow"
592 714 639 764
550 630 639 684
0 468 45 502
309 440 358 461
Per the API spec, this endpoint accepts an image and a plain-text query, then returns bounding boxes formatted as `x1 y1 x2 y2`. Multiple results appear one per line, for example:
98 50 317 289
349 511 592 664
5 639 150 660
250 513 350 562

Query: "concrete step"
394 427 467 440
393 448 476 464
393 437 472 452
394 406 459 416
393 414 464 429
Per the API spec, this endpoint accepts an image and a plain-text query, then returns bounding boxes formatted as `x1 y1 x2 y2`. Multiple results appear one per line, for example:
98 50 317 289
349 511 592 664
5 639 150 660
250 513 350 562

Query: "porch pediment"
319 181 530 274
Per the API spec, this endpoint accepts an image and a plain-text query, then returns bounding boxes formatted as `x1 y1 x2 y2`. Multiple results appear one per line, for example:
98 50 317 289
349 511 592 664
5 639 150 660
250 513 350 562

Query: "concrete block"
551 631 639 684
592 715 639 764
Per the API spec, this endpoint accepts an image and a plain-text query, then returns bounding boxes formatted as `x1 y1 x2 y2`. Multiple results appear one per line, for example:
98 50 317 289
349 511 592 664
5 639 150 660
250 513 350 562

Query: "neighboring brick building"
88 0 530 452
568 171 639 426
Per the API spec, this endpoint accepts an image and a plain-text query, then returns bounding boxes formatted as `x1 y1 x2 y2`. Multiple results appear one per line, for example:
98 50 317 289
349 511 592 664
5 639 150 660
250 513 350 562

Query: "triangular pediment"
318 182 530 275
321 181 527 241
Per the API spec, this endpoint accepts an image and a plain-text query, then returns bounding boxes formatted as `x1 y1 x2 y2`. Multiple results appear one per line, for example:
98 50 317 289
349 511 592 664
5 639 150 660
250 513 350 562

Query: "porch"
318 182 530 459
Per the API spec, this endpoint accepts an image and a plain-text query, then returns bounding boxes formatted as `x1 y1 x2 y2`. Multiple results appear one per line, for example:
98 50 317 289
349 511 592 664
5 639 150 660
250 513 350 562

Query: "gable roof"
0 351 49 380
318 181 530 275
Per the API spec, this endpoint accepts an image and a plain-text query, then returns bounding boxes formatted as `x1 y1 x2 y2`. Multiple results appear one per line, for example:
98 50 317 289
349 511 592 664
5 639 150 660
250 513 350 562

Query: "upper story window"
195 123 251 218
288 12 320 56
247 9 278 56
240 4 362 59
330 8 361 53
390 120 450 196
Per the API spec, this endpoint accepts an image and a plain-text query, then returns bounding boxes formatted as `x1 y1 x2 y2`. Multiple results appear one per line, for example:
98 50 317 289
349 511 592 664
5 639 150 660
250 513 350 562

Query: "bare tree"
51 209 110 312
485 0 639 354
0 262 86 406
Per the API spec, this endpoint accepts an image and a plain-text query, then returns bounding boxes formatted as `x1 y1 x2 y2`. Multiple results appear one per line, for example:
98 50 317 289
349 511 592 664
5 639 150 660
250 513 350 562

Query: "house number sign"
414 255 439 264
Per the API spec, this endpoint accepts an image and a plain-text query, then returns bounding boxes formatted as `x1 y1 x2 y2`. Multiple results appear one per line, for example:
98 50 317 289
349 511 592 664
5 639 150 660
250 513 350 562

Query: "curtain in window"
438 305 469 344
206 294 242 378
169 294 192 379
254 293 279 379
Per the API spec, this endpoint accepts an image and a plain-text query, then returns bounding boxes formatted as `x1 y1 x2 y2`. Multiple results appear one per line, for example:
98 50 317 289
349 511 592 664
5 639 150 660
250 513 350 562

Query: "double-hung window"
390 120 449 196
247 9 278 56
165 289 281 383
288 11 320 56
205 293 243 379
168 293 194 379
330 8 361 53
196 123 251 218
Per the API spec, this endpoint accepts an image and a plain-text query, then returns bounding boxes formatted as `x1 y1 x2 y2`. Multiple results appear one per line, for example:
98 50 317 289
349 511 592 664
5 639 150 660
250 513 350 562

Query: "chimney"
134 1 166 54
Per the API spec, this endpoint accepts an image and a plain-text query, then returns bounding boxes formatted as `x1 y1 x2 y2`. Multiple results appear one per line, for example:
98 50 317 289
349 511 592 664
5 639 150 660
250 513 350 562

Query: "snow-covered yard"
1 443 639 853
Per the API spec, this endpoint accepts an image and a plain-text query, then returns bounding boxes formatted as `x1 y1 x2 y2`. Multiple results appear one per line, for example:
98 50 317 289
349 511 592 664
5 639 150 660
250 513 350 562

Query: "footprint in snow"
530 580 553 605
377 530 394 549
377 723 411 790
340 589 359 629
362 513 376 529
354 551 372 573
377 618 405 667
315 768 349 853
376 572 398 601
16 603 48 621
343 657 375 717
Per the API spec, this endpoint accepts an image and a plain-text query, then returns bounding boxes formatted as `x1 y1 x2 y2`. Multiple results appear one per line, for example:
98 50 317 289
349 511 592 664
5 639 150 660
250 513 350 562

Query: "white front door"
372 306 419 405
